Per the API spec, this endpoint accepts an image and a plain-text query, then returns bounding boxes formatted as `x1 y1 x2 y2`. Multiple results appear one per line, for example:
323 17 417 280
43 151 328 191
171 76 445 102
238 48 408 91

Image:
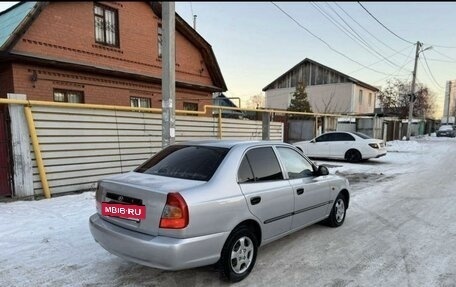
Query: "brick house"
0 1 227 196
0 1 226 109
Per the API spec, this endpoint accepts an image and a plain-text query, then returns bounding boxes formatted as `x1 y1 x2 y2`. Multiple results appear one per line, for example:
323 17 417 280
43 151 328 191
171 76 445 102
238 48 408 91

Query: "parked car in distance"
89 140 350 282
436 125 455 138
293 131 386 163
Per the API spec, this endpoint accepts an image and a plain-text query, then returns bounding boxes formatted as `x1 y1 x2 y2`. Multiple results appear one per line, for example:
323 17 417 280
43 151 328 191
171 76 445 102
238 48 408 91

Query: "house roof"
262 58 379 92
150 2 227 91
0 1 38 50
213 93 244 116
0 1 227 91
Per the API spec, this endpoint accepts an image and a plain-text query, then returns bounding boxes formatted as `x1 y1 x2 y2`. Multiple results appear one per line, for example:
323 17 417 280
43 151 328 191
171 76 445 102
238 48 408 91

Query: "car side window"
239 147 284 182
315 134 329 142
238 156 254 183
335 133 355 141
277 147 314 179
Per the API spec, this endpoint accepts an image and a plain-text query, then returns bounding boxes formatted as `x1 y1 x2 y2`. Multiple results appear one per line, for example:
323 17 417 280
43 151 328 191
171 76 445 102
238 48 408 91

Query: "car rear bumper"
89 213 229 270
364 148 387 159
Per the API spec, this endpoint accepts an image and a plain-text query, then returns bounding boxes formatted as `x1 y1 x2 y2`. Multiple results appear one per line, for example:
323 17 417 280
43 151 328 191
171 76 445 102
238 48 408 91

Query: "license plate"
101 202 146 220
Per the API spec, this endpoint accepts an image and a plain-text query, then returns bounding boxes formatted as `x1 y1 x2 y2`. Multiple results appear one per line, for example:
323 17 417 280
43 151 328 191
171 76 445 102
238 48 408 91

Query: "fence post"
262 111 270 140
24 106 51 199
7 94 34 198
218 108 222 139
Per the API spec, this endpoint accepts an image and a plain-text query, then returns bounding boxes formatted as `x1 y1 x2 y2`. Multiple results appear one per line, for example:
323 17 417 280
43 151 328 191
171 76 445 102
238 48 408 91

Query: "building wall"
443 80 456 117
0 64 14 98
265 82 356 114
12 1 214 89
353 84 376 114
0 2 222 115
10 63 212 113
265 87 294 110
307 83 353 113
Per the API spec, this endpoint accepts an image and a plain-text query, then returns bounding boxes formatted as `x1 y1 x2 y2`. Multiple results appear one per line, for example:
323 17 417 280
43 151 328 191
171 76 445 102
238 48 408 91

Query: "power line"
357 2 414 45
321 2 404 69
420 52 444 90
373 58 414 85
429 48 456 63
271 2 392 76
349 44 415 75
310 2 397 69
333 2 412 59
189 1 194 17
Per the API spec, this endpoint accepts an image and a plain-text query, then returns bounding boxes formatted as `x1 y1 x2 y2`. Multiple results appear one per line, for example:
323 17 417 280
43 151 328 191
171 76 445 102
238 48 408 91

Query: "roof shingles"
0 2 37 50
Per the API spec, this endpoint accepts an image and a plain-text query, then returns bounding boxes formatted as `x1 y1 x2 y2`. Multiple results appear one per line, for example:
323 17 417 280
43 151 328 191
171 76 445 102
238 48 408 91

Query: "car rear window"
353 132 371 139
135 145 229 181
439 125 453 131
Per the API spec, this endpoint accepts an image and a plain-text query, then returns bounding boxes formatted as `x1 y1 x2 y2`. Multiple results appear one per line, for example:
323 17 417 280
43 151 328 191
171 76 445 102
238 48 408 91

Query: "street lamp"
406 43 432 140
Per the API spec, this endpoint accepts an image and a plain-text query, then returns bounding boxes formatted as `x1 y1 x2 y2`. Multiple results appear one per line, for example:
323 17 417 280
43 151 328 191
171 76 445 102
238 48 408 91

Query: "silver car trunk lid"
96 171 205 236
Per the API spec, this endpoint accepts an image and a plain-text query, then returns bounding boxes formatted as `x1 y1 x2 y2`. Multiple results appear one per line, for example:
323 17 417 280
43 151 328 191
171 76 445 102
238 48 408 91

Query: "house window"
358 89 363 105
183 102 198 115
130 97 151 108
158 23 162 58
94 4 119 47
368 93 372 106
53 89 84 103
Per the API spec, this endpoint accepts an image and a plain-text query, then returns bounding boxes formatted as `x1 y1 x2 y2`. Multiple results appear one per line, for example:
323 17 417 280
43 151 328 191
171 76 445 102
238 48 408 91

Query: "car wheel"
326 193 347 227
219 226 258 282
345 149 362 163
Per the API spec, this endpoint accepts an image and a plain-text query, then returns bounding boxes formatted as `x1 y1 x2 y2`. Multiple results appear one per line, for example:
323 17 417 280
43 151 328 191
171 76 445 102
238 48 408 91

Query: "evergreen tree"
287 82 312 114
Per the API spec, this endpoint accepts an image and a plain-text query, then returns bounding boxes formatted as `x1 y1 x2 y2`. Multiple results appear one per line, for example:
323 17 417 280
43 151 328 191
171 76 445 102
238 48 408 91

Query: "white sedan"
293 131 387 163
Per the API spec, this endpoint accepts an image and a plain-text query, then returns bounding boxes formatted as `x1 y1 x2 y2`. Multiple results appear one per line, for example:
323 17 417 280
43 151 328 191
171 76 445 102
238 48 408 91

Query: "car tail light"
368 143 379 149
160 192 189 229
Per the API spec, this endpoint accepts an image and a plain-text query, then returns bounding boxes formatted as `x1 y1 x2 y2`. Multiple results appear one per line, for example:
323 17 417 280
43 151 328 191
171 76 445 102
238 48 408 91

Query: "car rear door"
329 132 356 159
238 146 294 241
275 147 332 230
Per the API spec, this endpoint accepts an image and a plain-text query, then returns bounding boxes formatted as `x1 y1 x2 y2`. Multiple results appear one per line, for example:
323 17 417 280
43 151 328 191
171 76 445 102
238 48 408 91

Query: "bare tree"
377 78 435 118
246 93 265 109
316 88 350 114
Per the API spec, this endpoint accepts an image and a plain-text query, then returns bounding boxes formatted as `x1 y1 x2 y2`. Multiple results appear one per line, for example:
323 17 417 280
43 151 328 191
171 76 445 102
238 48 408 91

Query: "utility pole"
406 41 422 141
445 81 451 125
162 2 176 148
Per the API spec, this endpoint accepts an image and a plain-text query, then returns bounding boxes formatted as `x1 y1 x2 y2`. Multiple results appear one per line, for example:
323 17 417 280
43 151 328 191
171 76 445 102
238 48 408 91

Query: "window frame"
358 89 363 105
333 132 355 141
276 146 315 180
237 146 285 183
368 92 373 106
183 102 199 116
157 23 162 58
130 96 151 108
94 3 120 48
53 89 84 103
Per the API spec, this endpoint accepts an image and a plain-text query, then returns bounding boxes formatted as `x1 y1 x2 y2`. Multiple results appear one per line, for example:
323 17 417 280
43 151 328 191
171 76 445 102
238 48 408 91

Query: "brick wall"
0 64 14 97
2 2 221 116
11 63 212 115
12 2 215 87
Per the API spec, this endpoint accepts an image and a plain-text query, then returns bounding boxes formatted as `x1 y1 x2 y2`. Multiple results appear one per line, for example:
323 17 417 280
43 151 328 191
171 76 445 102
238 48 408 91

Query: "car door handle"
296 188 304 195
250 196 261 205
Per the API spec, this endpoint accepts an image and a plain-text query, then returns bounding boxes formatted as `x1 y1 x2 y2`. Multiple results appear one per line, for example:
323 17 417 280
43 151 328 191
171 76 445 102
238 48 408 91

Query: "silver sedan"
89 140 350 282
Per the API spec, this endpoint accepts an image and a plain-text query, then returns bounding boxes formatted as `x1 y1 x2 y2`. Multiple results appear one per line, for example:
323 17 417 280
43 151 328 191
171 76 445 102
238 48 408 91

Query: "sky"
1 2 455 117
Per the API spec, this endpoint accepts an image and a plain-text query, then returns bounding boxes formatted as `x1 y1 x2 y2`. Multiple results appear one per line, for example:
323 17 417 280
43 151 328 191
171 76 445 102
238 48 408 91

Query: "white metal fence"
29 106 283 195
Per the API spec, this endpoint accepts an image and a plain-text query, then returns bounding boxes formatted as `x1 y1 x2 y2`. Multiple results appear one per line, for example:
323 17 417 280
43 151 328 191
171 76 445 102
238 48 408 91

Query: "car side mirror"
316 165 329 176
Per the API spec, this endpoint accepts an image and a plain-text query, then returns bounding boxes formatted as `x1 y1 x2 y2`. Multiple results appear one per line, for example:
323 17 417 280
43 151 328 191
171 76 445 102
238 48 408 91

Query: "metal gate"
0 106 12 196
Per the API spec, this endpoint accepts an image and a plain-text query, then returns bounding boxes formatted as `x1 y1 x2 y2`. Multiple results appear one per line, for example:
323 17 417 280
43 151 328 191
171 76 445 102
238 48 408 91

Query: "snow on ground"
1 136 456 286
